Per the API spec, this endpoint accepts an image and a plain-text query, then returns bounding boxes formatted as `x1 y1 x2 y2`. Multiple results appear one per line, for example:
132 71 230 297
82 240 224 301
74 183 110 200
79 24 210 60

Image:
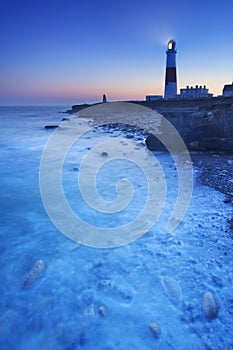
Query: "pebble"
212 275 223 288
70 243 81 251
85 304 95 318
162 276 182 302
23 260 46 287
101 151 108 157
98 306 106 317
227 300 233 315
98 279 112 289
202 291 219 320
149 322 161 339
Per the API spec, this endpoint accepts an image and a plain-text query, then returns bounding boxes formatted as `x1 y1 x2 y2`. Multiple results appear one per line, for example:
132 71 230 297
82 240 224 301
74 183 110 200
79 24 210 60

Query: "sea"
0 106 232 349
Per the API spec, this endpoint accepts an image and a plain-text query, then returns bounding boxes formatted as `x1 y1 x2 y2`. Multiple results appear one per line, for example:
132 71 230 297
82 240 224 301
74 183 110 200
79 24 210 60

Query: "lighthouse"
164 40 177 99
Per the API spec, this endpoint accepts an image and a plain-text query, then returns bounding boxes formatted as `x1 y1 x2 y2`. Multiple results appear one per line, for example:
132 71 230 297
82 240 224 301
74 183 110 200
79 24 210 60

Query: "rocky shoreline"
68 97 233 152
191 152 233 231
61 109 233 231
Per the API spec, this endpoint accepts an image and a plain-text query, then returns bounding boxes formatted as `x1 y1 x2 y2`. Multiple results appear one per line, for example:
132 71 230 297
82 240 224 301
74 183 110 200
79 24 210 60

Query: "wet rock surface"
191 152 233 211
191 152 233 231
191 153 233 202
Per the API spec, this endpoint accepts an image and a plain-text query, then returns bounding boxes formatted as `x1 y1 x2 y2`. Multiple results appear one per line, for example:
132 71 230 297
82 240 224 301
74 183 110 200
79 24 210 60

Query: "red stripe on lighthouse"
165 67 177 83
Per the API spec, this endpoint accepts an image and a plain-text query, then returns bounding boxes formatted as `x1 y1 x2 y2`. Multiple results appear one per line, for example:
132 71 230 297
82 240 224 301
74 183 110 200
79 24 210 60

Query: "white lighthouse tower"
164 40 177 99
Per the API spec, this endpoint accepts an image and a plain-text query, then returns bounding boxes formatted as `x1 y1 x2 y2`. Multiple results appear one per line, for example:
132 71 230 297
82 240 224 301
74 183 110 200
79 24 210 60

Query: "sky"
1 0 233 105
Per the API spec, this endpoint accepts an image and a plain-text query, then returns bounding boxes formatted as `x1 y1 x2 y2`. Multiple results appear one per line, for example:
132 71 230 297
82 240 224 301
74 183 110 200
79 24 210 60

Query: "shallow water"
0 107 232 349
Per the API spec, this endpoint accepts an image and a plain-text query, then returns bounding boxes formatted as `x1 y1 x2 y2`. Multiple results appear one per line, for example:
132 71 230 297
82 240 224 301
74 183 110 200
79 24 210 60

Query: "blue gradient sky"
1 0 233 105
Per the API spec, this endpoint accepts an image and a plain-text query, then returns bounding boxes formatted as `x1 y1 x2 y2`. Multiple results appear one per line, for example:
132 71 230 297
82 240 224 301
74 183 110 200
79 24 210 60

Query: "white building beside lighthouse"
164 40 177 99
180 85 213 98
222 82 233 96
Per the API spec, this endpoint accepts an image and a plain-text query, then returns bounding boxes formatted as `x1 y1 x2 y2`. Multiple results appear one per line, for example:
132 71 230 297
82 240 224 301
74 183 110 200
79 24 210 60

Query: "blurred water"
0 106 232 350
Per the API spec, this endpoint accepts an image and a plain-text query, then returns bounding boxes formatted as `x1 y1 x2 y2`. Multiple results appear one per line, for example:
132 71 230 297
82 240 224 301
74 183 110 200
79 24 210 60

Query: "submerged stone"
23 260 46 287
101 151 108 157
162 276 182 302
202 291 219 320
149 322 161 339
98 306 106 317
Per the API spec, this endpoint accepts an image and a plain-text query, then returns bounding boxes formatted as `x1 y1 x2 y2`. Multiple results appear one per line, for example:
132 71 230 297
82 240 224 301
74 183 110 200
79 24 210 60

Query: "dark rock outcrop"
145 97 233 152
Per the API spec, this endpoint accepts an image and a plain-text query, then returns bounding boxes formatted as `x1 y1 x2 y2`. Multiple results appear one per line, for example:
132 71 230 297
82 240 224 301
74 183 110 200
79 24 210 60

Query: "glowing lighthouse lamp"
164 40 177 99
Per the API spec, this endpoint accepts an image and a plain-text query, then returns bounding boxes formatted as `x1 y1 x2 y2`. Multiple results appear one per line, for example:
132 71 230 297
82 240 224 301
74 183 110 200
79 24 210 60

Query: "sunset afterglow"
1 0 233 105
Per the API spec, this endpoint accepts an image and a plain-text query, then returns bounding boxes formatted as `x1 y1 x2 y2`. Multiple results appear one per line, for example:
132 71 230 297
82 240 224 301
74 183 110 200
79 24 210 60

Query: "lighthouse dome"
168 40 176 50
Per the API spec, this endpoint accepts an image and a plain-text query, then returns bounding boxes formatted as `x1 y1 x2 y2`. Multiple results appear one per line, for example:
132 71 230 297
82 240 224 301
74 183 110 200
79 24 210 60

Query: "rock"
84 304 95 319
70 243 81 251
162 276 182 302
23 260 46 287
202 291 219 320
98 279 112 289
44 125 58 129
98 306 106 317
149 322 161 339
212 275 223 288
227 299 233 315
126 134 134 139
224 198 231 203
190 140 199 149
101 152 108 157
146 134 166 151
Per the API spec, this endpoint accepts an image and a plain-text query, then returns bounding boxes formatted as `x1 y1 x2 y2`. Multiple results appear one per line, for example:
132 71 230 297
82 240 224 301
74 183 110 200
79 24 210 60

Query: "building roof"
223 82 233 92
